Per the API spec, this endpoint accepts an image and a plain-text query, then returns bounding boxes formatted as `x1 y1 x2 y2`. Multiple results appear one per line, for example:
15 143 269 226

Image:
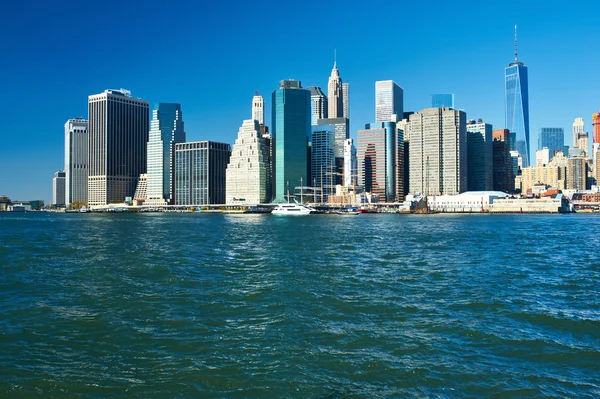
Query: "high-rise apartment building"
342 82 349 119
327 61 344 118
357 121 404 201
466 119 493 191
252 92 264 125
88 89 149 207
431 94 455 108
577 133 589 157
272 80 311 202
375 80 403 122
408 108 467 196
52 171 66 207
573 117 584 148
567 157 588 190
310 125 336 201
536 148 550 167
64 118 88 205
344 138 357 187
307 86 328 126
492 129 514 193
226 120 270 205
146 103 185 205
538 127 564 158
505 26 530 167
175 141 231 205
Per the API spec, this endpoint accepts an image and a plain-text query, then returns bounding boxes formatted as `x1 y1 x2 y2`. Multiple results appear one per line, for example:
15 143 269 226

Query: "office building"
52 171 66 207
375 80 403 122
88 89 149 207
573 117 584 148
567 157 588 190
64 118 88 205
538 128 564 158
272 79 311 202
492 129 514 193
431 94 454 108
307 86 328 126
357 121 404 201
577 133 589 157
133 173 148 204
316 117 349 185
505 26 530 167
226 120 270 205
311 125 336 201
408 108 467 196
593 111 600 144
536 148 550 167
175 141 231 205
252 92 264 125
327 59 344 118
146 103 185 205
466 119 493 191
344 138 357 187
342 82 349 119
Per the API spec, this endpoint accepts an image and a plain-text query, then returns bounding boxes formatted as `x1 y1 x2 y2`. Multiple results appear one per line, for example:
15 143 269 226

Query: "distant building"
567 157 588 190
146 103 186 205
327 61 344 118
492 129 514 193
536 148 550 167
307 86 328 126
343 138 357 187
409 108 467 196
520 152 568 193
310 125 336 201
577 133 589 157
466 119 493 191
375 80 403 122
64 118 89 205
357 121 404 201
226 120 270 204
175 141 231 205
342 82 349 119
88 89 149 207
593 111 600 144
53 171 66 207
272 80 311 202
538 127 564 158
252 92 265 125
431 94 454 108
316 117 349 185
573 117 584 148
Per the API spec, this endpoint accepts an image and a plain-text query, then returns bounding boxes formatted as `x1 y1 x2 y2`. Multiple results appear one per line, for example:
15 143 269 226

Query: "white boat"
271 203 312 215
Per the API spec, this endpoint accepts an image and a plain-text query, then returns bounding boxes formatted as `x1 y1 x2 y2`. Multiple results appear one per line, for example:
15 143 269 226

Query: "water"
1 212 599 398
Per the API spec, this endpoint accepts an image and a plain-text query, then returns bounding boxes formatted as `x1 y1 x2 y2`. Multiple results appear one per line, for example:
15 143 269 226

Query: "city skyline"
1 1 599 201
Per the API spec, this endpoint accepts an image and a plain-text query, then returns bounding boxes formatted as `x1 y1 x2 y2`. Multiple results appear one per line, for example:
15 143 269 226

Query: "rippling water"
1 212 599 398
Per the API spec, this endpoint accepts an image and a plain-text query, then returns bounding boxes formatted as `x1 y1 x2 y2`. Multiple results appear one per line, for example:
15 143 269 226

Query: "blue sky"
1 0 598 202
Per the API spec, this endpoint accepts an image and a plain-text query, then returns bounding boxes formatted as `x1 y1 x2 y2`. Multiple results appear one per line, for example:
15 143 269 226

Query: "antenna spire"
514 25 518 62
334 48 337 67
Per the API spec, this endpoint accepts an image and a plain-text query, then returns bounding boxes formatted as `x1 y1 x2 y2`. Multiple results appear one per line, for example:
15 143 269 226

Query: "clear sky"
1 0 598 202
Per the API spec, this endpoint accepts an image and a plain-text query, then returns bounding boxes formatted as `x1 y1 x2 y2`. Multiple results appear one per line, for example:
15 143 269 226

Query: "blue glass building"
538 128 564 159
272 80 311 203
431 94 454 108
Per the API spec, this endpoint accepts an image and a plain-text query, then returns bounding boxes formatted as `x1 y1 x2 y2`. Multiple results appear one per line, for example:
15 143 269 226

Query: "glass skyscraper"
431 94 454 109
505 29 530 167
272 80 311 203
538 127 564 159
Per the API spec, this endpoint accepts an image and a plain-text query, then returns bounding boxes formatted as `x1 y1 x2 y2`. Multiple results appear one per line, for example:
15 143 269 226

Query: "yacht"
271 203 313 215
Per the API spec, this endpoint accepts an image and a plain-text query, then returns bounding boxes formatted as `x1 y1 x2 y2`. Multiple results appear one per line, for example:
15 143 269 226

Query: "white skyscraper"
52 171 66 207
343 138 357 187
252 92 264 125
409 108 467 196
327 60 343 118
573 117 584 148
375 80 403 122
226 120 270 204
146 103 185 205
64 118 88 205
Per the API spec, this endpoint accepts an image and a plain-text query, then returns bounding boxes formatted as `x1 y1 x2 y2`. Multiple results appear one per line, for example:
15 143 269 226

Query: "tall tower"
375 80 404 122
342 82 349 119
146 103 186 205
505 25 530 167
252 92 264 125
573 117 585 148
88 89 149 207
64 118 89 205
52 171 66 207
307 86 328 125
593 112 600 144
327 52 344 118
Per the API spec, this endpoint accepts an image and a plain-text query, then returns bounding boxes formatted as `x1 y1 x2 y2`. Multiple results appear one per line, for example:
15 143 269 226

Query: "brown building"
492 129 514 193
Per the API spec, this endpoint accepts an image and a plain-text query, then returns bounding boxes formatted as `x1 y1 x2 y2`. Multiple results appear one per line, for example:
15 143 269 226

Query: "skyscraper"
492 129 514 193
375 80 403 122
409 108 467 196
577 133 589 156
316 117 350 185
466 119 493 191
327 58 343 118
343 138 357 187
272 79 311 202
538 127 564 158
226 120 270 204
88 89 149 207
175 141 231 205
307 86 328 125
310 125 336 201
593 112 600 172
252 92 264 125
431 94 455 108
573 117 584 148
342 82 349 119
505 26 530 167
64 118 88 205
593 111 600 144
52 171 66 207
146 103 185 205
